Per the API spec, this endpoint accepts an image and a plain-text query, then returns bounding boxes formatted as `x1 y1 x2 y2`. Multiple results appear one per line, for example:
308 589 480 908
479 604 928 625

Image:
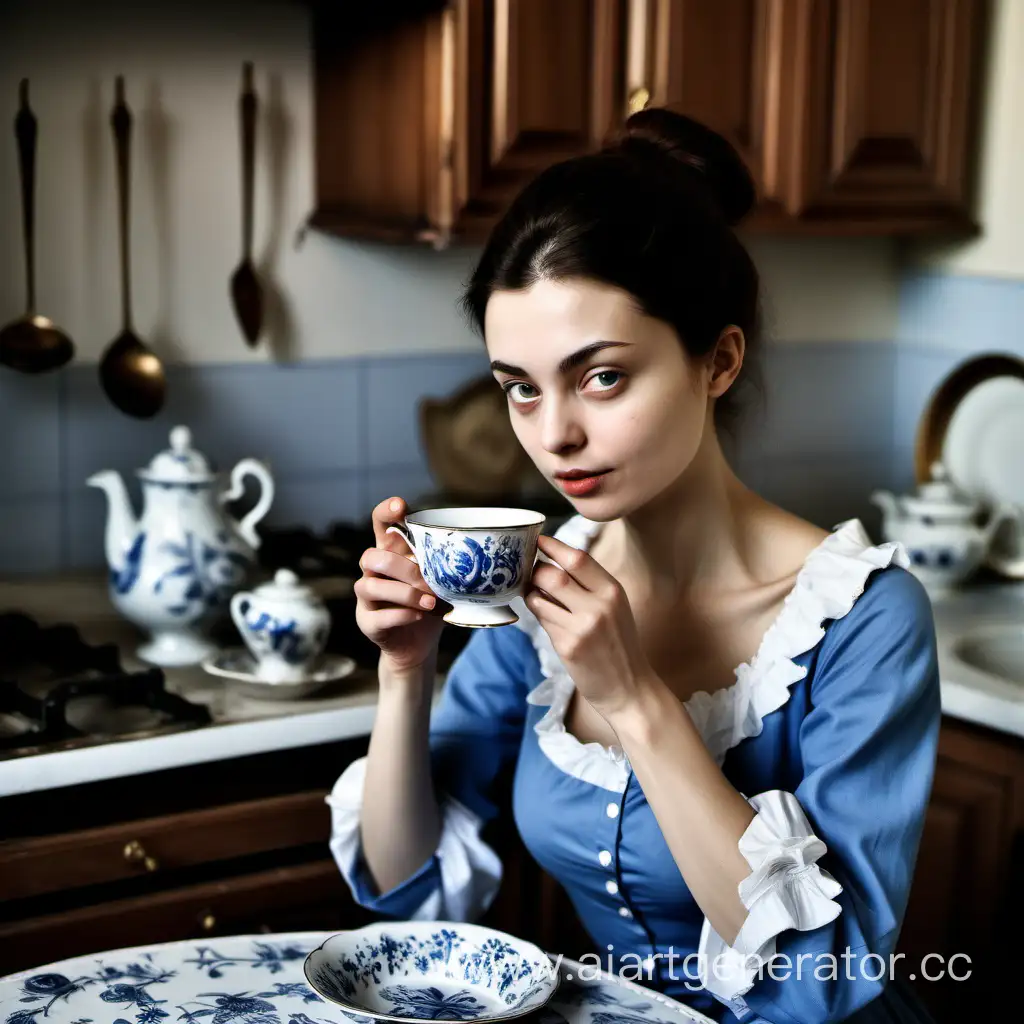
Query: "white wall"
0 0 900 365
914 0 1024 279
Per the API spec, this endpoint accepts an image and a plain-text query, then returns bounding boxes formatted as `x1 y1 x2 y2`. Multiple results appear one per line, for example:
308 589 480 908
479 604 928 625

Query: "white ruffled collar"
510 515 909 793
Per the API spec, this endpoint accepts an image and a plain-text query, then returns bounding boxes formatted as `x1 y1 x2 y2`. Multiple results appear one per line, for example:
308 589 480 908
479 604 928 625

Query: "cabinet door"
452 0 627 226
898 728 1013 1022
787 0 985 225
625 0 788 205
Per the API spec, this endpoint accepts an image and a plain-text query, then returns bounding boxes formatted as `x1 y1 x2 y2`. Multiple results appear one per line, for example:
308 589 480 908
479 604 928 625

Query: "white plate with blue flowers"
303 922 559 1023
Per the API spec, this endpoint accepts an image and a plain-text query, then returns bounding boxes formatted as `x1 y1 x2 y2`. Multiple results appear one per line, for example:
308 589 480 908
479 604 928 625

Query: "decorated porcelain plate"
201 650 357 700
942 375 1024 576
0 932 715 1024
304 922 558 1023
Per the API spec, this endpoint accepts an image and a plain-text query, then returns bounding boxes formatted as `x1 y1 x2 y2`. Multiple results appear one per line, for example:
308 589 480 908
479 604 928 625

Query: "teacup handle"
385 523 418 564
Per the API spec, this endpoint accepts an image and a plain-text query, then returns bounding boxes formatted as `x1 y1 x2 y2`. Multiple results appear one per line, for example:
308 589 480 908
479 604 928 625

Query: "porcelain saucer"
305 920 560 1023
201 648 357 700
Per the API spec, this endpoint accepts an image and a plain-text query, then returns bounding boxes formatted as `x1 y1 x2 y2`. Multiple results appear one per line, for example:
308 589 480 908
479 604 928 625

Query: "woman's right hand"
354 496 447 674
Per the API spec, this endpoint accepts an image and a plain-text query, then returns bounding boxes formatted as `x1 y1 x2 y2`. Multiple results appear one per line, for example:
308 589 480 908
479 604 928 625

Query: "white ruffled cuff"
698 790 844 1006
326 755 503 921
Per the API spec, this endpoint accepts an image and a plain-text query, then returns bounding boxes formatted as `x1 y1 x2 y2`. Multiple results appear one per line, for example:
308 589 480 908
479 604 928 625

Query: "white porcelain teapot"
87 425 275 666
871 462 1013 594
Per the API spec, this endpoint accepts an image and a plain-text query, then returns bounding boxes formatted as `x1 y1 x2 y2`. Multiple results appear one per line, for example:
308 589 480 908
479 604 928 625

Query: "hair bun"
613 108 756 226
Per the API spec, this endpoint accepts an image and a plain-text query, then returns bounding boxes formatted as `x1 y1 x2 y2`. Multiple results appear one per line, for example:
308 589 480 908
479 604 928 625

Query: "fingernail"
420 594 435 609
390 499 401 512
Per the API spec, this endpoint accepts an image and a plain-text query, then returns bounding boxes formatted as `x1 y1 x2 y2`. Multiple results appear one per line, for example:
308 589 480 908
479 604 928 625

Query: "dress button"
598 850 612 867
605 880 619 895
618 906 632 918
606 802 619 819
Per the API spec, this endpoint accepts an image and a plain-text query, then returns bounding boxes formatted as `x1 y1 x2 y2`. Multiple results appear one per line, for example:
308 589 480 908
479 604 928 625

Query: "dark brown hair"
461 108 763 429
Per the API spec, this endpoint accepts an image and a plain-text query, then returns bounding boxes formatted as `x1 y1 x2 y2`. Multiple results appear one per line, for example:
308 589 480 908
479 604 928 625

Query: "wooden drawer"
0 790 331 901
0 858 368 973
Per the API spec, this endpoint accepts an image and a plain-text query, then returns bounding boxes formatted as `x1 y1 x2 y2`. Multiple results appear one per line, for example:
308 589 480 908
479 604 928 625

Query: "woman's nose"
539 399 585 454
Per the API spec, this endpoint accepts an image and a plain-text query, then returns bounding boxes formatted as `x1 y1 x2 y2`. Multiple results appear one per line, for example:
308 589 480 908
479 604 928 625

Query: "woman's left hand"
525 534 657 721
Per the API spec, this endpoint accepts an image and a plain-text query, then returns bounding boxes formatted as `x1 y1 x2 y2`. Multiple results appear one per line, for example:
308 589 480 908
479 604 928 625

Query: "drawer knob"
200 912 216 931
123 839 159 872
628 86 650 114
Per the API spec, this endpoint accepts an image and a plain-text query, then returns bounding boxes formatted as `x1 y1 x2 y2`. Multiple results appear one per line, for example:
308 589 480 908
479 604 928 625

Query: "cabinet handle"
200 912 216 931
123 839 159 872
628 87 650 115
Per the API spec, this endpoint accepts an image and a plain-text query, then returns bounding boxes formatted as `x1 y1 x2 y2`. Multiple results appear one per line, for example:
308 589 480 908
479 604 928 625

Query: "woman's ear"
707 326 745 398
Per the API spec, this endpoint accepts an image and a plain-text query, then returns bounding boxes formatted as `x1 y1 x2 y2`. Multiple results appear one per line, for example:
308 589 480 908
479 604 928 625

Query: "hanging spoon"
98 76 166 418
0 80 75 374
229 61 263 346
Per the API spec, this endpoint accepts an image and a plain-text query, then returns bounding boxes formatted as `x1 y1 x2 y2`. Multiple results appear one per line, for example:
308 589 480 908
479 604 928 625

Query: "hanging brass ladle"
0 80 75 374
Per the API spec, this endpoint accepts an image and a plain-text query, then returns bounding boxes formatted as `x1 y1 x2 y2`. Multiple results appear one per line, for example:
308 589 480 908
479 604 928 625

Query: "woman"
330 109 941 1024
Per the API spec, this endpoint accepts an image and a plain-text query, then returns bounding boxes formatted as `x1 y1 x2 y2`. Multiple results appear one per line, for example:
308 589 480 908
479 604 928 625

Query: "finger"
359 547 432 591
525 587 574 624
370 607 425 631
356 576 437 612
535 535 602 591
371 495 407 550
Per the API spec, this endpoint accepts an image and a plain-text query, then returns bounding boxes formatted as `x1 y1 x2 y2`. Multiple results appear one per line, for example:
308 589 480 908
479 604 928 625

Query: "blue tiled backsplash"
0 341 900 574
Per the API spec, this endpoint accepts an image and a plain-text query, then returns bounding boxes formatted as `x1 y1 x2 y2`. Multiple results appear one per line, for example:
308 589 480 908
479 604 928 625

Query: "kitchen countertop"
1 572 1022 799
0 573 445 798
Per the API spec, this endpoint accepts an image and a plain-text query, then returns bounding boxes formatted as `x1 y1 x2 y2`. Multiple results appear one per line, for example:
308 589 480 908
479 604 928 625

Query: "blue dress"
328 517 941 1024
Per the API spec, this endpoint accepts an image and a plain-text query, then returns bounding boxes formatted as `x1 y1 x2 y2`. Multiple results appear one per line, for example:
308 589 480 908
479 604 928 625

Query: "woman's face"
485 277 715 520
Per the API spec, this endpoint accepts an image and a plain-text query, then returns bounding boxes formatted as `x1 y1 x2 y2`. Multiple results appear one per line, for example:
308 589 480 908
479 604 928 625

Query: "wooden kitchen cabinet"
310 0 988 242
773 0 988 231
311 0 625 245
897 714 1024 1023
0 740 375 973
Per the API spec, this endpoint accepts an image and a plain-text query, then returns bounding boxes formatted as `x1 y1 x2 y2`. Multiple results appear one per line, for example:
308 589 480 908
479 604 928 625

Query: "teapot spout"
86 470 140 574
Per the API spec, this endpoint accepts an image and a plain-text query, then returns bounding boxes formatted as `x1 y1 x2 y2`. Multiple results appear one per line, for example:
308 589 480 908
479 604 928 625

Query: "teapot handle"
222 458 274 549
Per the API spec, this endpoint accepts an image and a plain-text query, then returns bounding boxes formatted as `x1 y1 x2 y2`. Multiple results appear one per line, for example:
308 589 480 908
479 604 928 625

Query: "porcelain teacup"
386 506 546 627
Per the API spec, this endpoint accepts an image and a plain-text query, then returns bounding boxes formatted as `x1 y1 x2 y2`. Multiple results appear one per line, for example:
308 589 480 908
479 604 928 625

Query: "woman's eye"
587 370 623 391
504 382 538 404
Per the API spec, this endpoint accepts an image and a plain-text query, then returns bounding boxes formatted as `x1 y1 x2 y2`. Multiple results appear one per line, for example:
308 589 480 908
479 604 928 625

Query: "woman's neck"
597 430 764 602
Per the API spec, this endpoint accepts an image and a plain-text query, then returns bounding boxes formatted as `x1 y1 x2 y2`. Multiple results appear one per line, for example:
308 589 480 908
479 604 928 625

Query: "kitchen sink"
953 626 1024 686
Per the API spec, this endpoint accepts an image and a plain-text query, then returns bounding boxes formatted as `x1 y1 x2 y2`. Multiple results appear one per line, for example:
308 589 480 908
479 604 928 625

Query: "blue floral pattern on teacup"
420 534 524 598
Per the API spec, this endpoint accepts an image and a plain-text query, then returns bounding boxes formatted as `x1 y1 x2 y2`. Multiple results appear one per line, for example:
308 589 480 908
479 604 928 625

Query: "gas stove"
0 612 211 760
0 518 469 766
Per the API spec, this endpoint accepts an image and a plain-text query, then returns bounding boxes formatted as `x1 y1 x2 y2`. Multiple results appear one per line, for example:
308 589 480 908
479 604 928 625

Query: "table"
0 932 715 1024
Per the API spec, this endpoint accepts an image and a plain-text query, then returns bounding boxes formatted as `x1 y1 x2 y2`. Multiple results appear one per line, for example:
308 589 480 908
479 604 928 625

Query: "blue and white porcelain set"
871 461 1016 596
88 425 354 697
386 507 545 628
0 923 715 1024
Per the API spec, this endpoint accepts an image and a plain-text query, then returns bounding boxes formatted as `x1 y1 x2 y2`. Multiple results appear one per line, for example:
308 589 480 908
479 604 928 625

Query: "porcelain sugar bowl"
87 425 275 666
230 569 331 682
871 462 1014 595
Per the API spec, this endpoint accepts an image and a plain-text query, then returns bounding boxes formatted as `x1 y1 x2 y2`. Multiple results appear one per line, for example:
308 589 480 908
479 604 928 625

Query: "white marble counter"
1 572 1022 798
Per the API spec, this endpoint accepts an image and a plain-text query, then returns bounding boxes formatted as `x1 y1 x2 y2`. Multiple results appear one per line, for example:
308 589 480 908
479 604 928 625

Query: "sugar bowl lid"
903 461 979 519
251 568 320 605
138 426 216 483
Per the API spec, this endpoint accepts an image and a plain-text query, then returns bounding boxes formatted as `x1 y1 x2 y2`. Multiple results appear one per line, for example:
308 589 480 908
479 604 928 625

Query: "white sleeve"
325 755 504 921
698 790 844 1008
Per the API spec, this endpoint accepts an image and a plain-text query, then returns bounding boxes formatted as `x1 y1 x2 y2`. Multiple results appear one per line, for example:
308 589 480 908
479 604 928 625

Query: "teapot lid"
904 461 979 518
251 568 320 604
137 426 217 483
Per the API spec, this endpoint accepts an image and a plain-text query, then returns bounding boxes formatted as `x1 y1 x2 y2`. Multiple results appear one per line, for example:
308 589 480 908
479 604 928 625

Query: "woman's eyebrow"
490 340 632 377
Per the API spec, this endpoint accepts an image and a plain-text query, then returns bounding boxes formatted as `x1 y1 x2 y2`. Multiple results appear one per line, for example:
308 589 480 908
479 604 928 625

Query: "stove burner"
0 612 211 758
